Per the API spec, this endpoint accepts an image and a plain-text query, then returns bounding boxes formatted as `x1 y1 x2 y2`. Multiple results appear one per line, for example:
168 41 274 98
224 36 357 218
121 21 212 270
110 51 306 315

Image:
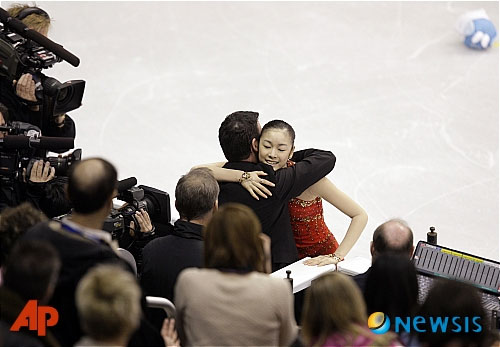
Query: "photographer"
0 5 76 139
24 159 73 218
0 156 70 217
23 158 165 347
1 101 71 215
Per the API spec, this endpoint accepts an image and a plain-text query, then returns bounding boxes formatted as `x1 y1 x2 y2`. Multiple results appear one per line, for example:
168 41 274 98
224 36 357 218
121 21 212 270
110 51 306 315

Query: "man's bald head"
67 158 117 214
371 219 414 259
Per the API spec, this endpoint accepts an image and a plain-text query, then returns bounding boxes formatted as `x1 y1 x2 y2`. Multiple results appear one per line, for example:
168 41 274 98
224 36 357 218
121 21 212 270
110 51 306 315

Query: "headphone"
15 7 50 21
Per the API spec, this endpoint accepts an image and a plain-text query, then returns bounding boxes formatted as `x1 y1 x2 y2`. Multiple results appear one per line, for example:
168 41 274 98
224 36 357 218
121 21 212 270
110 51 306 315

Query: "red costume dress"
287 160 339 259
288 197 339 259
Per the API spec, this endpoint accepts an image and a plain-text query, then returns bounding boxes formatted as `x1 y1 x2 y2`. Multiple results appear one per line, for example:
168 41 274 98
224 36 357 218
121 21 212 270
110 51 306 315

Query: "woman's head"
258 120 295 171
302 272 367 345
417 278 493 347
8 5 51 36
76 264 141 344
204 203 266 272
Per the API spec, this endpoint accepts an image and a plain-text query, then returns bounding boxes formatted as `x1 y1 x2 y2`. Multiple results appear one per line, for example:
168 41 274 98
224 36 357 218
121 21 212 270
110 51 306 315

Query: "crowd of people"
1 4 499 347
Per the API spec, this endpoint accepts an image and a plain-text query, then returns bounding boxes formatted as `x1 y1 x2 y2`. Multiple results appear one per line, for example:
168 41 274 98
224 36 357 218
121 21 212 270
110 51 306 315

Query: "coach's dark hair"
372 218 413 255
67 158 117 214
218 111 260 161
261 119 296 145
3 239 61 301
175 167 219 221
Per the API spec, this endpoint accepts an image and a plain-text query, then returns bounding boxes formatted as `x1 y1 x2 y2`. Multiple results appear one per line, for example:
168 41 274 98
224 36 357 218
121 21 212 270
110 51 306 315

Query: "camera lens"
57 87 69 102
42 77 62 97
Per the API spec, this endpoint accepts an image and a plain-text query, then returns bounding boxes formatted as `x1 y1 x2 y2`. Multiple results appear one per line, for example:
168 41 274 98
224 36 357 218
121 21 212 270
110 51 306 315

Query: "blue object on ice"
464 18 497 49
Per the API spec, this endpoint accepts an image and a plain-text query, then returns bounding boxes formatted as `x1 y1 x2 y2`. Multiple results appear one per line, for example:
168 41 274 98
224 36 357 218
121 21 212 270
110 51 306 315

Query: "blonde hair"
204 203 266 272
7 4 51 33
301 272 396 347
76 264 141 342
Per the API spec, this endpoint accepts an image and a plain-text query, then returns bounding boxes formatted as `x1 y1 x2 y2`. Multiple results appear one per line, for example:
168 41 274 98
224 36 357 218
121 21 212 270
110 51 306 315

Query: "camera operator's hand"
54 114 66 128
28 160 55 183
130 209 154 234
13 74 37 102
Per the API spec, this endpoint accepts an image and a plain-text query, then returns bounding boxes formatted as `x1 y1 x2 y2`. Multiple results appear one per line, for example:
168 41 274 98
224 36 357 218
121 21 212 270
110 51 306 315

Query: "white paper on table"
270 257 336 293
270 256 371 293
337 257 371 276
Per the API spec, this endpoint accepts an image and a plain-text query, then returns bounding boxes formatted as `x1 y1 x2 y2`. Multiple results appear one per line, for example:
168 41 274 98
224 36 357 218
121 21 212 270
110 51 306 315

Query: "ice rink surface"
3 1 498 261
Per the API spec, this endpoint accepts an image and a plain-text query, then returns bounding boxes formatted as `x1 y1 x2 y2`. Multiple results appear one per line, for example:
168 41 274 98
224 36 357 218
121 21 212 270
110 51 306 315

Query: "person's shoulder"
143 235 170 250
256 162 276 174
353 267 371 280
250 272 292 292
29 219 53 230
224 161 274 172
177 267 205 282
0 321 43 347
24 220 57 237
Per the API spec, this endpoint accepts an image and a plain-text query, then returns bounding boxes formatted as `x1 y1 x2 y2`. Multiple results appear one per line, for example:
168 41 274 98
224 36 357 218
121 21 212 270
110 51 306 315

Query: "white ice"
3 1 498 261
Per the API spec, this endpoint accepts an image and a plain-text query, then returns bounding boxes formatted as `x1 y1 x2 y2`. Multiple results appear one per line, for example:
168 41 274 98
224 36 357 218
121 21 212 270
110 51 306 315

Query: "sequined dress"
286 159 339 259
288 196 339 259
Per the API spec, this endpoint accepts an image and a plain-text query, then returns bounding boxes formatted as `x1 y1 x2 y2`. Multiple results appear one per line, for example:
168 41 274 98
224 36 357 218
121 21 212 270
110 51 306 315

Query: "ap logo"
10 300 59 336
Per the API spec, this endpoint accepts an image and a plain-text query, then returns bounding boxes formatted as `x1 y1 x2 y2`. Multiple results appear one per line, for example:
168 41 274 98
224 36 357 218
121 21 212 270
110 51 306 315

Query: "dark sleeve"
274 148 336 201
130 256 165 347
24 181 46 211
290 149 311 162
139 244 153 288
1 78 76 142
42 114 76 140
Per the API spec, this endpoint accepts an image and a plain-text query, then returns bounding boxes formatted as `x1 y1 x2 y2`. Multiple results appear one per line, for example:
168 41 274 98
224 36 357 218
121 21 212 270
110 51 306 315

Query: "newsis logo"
367 312 483 334
368 312 391 334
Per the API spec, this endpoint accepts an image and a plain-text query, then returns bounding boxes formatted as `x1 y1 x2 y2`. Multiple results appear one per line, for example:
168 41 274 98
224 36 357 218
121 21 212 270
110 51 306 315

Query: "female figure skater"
196 119 367 266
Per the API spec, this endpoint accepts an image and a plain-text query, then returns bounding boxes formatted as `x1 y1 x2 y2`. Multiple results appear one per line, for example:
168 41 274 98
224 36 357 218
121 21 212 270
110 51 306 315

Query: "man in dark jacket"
141 167 219 330
217 111 336 271
23 158 164 346
353 218 415 293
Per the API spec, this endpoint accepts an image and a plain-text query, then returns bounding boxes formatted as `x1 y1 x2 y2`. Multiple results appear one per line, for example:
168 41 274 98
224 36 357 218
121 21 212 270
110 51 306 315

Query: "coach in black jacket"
217 111 336 271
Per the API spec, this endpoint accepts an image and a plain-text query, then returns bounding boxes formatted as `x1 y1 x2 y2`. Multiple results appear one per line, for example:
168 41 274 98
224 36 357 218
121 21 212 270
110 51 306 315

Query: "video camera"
0 7 85 118
102 178 171 272
0 121 80 181
104 177 171 244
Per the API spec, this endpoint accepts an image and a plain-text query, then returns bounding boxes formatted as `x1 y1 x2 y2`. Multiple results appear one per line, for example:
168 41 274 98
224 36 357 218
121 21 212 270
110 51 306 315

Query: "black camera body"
25 148 81 177
0 121 79 181
0 21 85 117
102 210 126 242
108 185 171 238
104 184 171 272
